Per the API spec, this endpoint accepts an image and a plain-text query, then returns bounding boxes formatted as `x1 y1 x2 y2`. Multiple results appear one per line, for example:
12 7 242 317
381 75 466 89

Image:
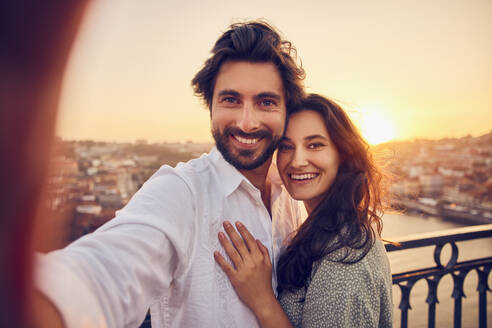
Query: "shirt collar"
209 147 247 197
209 147 284 199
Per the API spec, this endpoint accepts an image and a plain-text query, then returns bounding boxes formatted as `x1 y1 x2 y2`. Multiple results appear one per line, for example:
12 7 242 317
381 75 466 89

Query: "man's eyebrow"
217 89 241 98
256 92 282 100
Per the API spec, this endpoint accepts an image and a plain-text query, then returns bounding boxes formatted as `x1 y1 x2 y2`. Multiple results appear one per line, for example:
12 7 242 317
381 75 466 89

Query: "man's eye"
221 97 239 104
260 99 277 107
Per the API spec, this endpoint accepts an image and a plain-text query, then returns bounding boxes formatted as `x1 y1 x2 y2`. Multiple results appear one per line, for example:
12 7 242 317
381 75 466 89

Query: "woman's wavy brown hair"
277 94 387 293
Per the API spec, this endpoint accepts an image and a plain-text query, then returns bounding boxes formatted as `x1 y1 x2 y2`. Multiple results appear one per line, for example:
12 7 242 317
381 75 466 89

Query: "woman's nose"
290 148 309 168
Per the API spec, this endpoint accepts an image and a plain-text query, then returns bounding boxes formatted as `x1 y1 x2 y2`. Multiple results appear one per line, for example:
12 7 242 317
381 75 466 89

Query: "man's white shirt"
36 147 303 327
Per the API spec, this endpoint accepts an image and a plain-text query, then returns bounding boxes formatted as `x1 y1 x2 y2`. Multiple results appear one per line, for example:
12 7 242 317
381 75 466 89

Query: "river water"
382 213 492 327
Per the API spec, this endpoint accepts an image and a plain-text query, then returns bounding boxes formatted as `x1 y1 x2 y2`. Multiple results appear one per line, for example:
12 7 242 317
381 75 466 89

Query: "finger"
235 221 261 255
214 251 237 280
256 240 272 263
218 231 244 268
223 221 250 258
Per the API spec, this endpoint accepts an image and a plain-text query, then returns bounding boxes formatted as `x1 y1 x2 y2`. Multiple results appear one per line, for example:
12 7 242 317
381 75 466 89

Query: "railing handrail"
384 223 492 252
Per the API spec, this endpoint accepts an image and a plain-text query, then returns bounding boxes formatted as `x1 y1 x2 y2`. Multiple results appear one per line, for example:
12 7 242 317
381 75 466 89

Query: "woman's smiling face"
276 110 341 212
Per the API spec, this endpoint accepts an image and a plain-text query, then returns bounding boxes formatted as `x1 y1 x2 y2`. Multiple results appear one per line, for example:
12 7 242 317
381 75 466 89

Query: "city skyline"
55 130 492 145
56 0 492 144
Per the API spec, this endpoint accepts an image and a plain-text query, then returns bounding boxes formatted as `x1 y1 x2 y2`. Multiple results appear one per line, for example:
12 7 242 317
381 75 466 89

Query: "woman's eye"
308 143 324 149
278 143 294 151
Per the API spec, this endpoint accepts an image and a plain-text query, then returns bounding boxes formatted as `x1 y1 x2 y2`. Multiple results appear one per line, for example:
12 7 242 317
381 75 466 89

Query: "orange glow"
357 109 396 145
55 1 492 143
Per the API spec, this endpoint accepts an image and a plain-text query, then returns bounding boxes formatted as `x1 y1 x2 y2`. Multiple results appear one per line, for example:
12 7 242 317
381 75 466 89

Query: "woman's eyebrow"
281 136 292 142
281 134 328 142
304 134 328 141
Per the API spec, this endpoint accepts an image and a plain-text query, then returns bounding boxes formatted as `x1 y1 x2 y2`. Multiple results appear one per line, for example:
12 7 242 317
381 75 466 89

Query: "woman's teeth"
289 173 319 181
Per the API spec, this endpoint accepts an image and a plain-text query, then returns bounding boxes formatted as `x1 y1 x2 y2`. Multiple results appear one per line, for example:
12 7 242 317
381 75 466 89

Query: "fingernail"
223 221 231 228
236 221 243 228
218 232 225 239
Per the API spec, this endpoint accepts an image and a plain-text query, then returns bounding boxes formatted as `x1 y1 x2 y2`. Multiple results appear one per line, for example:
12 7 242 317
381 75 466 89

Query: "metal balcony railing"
140 224 492 328
386 224 492 328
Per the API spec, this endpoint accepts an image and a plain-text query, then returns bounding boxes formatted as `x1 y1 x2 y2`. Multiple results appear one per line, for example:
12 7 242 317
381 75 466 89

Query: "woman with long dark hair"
215 93 393 327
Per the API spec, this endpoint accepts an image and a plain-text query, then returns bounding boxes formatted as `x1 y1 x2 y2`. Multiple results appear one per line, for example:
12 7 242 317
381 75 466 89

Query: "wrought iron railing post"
397 280 416 328
385 224 492 328
451 268 470 328
476 265 491 328
425 275 441 328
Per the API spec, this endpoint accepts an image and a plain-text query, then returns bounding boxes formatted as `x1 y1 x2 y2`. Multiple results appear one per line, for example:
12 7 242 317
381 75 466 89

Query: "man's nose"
236 104 260 133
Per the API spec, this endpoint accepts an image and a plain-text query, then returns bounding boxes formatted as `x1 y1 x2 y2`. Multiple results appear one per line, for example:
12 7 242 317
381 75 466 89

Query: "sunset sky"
56 0 492 144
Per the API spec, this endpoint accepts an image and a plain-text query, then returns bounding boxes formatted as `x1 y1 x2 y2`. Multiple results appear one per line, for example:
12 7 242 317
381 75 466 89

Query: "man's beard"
212 126 281 170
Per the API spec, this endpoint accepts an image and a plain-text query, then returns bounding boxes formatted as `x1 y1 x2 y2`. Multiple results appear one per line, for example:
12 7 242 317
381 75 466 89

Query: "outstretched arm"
35 173 193 327
214 221 293 328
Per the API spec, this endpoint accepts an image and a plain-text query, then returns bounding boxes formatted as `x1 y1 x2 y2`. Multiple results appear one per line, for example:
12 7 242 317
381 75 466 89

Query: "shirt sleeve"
301 257 384 328
35 169 196 328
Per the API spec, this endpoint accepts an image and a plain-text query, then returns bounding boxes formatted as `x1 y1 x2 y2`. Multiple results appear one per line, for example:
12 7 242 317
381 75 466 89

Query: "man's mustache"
224 127 272 140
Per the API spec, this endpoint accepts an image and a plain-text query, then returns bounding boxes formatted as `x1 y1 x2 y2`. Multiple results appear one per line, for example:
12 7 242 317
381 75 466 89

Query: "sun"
357 109 396 145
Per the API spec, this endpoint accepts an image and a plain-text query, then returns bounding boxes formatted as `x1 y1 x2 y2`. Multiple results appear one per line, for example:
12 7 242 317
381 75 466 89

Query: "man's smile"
230 133 264 148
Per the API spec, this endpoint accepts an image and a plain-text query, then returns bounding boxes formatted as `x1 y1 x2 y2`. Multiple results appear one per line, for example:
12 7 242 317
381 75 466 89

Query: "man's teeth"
235 135 259 144
290 173 318 180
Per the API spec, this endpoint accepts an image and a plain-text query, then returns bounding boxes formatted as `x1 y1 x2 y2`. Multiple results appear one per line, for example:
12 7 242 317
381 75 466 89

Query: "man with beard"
35 21 305 328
